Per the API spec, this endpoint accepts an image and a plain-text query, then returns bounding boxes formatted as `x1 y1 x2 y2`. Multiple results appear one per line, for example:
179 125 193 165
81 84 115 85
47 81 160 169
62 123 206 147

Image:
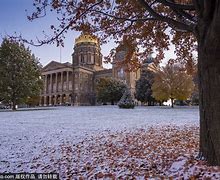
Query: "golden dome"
75 34 98 45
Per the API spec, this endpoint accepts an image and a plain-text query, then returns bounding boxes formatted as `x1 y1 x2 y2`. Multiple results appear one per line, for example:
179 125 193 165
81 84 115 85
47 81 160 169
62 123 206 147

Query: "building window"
53 83 56 92
79 54 84 63
63 82 67 90
79 54 82 63
80 83 83 90
91 54 94 64
58 82 62 92
69 82 72 90
75 84 78 90
84 54 87 63
88 54 91 64
118 68 124 78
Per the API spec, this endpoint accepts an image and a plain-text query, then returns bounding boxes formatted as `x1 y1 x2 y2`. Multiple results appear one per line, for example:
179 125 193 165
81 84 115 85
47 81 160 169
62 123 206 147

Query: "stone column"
49 96 52 106
55 73 58 93
39 96 42 107
54 95 57 105
50 74 53 93
61 71 63 92
44 96 47 106
45 75 48 94
60 95 63 105
67 71 69 91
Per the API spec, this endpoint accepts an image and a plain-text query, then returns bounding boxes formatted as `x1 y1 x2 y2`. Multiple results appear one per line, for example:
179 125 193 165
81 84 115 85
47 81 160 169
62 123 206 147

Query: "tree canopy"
135 69 155 105
95 77 127 105
152 63 194 107
12 0 197 66
9 0 220 165
0 39 42 110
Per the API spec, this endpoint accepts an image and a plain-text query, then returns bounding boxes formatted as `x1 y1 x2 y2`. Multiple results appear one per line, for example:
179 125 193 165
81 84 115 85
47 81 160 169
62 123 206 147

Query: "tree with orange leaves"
152 63 194 108
12 0 220 165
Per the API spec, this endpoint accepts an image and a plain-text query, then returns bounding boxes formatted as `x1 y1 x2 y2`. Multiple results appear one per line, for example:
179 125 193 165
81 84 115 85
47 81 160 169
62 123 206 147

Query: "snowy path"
0 106 199 176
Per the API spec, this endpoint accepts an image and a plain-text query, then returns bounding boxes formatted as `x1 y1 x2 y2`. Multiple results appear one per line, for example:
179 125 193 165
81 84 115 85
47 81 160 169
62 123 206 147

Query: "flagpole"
60 46 62 63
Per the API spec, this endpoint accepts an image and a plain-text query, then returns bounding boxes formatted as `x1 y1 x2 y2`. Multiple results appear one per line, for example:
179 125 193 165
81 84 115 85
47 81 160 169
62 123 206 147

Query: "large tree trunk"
197 3 220 165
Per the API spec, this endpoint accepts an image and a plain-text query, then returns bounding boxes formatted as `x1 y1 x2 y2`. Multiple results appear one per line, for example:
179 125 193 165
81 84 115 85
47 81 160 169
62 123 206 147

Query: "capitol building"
39 34 152 106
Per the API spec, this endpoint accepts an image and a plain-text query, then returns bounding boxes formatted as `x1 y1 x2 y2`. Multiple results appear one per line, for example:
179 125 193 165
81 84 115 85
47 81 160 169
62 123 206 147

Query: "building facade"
39 34 141 106
40 61 73 106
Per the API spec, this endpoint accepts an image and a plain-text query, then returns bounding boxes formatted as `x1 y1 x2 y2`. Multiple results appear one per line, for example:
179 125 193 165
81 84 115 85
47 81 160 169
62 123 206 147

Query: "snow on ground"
67 126 220 179
0 105 213 179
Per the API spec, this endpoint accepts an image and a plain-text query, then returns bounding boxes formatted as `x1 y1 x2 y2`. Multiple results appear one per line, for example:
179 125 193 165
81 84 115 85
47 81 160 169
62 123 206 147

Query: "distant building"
39 34 153 106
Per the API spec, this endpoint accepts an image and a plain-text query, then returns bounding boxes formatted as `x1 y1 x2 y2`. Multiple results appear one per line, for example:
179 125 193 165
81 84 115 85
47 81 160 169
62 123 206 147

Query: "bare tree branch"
91 9 157 22
9 0 105 46
156 0 195 10
138 0 195 33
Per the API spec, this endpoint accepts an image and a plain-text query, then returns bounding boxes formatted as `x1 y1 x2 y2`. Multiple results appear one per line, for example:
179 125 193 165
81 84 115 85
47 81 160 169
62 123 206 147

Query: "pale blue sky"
0 0 174 67
0 0 114 68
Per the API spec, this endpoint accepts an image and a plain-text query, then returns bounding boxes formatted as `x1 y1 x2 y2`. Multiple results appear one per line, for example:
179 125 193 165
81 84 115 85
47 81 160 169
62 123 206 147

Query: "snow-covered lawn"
2 106 217 179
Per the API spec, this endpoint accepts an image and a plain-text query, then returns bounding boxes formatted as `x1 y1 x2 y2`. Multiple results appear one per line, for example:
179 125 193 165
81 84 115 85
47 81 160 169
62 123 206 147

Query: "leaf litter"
3 125 220 179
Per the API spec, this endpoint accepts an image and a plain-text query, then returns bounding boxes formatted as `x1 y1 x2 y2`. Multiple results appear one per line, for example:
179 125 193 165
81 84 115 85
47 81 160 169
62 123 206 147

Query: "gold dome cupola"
75 34 99 45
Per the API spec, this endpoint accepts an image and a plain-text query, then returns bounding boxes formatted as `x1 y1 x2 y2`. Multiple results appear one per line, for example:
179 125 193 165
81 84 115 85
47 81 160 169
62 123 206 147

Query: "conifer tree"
118 88 135 109
0 39 42 110
135 69 155 105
